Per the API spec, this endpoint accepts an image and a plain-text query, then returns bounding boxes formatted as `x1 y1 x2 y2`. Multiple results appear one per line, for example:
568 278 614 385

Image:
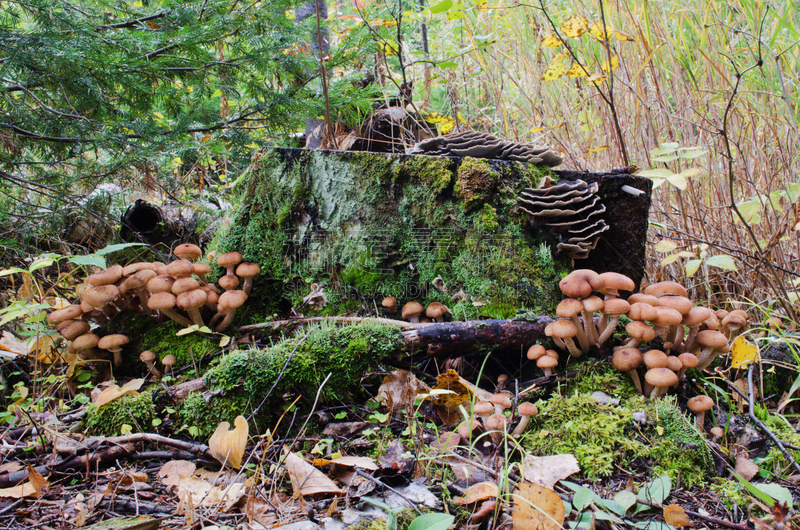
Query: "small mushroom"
174 243 202 262
694 330 729 370
545 319 582 357
474 400 494 426
511 402 539 436
217 251 243 276
537 354 558 378
215 290 248 332
485 413 507 444
236 262 260 296
177 289 208 327
644 367 678 399
140 350 162 379
401 301 425 324
556 298 590 353
162 354 176 376
381 297 397 315
425 302 451 323
98 334 129 366
686 395 714 431
597 298 630 345
218 274 240 291
612 347 643 395
148 292 193 327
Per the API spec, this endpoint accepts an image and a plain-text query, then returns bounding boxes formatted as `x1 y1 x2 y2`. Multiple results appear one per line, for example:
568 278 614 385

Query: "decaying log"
401 317 555 357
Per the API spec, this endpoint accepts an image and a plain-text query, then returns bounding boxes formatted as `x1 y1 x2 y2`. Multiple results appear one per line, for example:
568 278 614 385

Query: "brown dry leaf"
512 482 565 530
454 481 499 506
245 496 279 526
664 504 694 527
0 463 23 474
28 334 60 364
0 465 48 499
427 369 477 425
0 331 27 356
378 369 430 413
284 447 343 498
312 456 378 470
209 415 249 469
94 379 144 408
522 454 580 489
735 454 759 481
157 460 197 487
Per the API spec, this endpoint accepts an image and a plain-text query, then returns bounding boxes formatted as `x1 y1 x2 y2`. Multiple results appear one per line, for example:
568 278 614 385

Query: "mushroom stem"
511 416 531 437
581 310 599 344
215 308 237 332
186 308 204 327
597 316 621 345
563 337 583 358
568 315 590 353
627 370 643 395
163 308 193 328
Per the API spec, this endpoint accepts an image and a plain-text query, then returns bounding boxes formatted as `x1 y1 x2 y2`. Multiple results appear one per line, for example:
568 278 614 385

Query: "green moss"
567 359 639 398
140 320 216 368
204 322 402 423
455 157 498 208
709 478 749 509
177 390 250 439
392 155 453 194
478 204 499 231
761 415 800 473
84 392 155 436
647 396 711 488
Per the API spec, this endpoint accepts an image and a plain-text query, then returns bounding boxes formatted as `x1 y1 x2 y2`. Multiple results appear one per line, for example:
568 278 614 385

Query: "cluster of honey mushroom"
529 269 746 401
455 390 540 445
45 244 259 367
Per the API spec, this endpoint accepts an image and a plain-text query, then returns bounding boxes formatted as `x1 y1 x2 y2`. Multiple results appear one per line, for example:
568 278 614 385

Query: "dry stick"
725 380 800 452
313 0 332 147
719 57 798 323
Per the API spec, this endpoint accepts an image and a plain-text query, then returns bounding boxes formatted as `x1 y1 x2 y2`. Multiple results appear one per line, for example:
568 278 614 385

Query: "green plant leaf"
665 174 688 190
650 143 679 156
595 497 625 517
68 255 108 269
0 268 26 278
92 242 147 256
28 257 57 272
613 490 637 513
660 253 682 267
684 259 702 277
430 0 452 13
572 486 595 511
677 147 706 159
755 483 794 508
407 513 455 530
651 154 679 163
638 168 674 178
638 474 671 505
704 255 738 271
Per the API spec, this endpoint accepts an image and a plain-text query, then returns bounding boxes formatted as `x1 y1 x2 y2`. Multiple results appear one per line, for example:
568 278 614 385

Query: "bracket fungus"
517 180 609 259
407 130 563 166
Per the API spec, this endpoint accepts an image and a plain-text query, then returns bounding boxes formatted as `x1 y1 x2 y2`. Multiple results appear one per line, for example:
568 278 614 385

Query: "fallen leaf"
0 331 27 357
94 379 144 407
283 447 343 498
209 416 248 469
378 369 430 413
379 438 414 474
512 482 565 530
454 481 499 505
522 454 581 489
731 336 759 369
664 504 694 527
312 456 378 470
78 515 166 530
735 454 759 481
0 465 48 499
158 460 197 487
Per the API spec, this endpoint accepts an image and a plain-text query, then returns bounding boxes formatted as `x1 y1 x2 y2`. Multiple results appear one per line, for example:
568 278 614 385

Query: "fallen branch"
239 315 423 331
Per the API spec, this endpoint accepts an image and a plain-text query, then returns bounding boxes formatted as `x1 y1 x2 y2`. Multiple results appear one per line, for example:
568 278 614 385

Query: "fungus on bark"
407 130 563 166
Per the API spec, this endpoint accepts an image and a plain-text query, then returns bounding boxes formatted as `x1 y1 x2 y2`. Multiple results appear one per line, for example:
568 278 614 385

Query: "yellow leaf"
283 447 344 498
552 51 571 63
660 253 683 267
615 30 634 41
18 273 35 302
586 145 609 154
529 127 545 133
654 240 678 253
541 35 563 48
601 54 620 73
565 62 589 78
542 62 567 81
521 454 580 489
589 23 614 40
94 379 144 408
512 482 565 530
663 504 694 527
561 15 588 38
731 336 759 369
209 416 249 469
586 74 607 86
454 481 499 505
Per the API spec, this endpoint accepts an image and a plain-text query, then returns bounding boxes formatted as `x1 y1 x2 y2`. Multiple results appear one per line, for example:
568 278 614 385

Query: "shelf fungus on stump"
407 131 563 167
517 180 609 260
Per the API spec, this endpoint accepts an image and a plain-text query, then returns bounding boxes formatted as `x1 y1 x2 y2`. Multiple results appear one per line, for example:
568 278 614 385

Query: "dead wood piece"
169 377 208 400
401 317 555 357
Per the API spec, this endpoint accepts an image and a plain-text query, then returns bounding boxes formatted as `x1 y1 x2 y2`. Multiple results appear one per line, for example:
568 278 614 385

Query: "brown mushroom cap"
547 318 578 338
643 349 669 368
490 393 512 411
217 251 243 271
603 298 631 316
172 277 200 295
597 272 635 297
146 275 175 293
426 302 450 322
166 259 195 278
148 291 178 311
82 285 120 309
162 354 177 372
687 395 714 413
177 289 208 312
696 330 728 348
645 367 678 389
537 355 558 370
677 352 698 369
123 262 157 276
236 262 260 279
559 269 603 299
612 347 643 372
629 302 658 322
527 344 547 360
174 243 202 262
47 304 84 325
193 263 211 280
653 307 683 327
58 320 91 341
721 313 747 328
140 350 156 363
381 297 397 312
644 281 688 298
84 264 124 286
98 334 129 351
656 296 693 315
218 274 240 291
626 320 657 342
474 400 494 419
72 333 100 350
401 301 425 321
556 298 584 318
683 306 713 326
219 289 248 310
627 293 660 306
518 402 539 416
666 356 683 372
581 295 604 312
